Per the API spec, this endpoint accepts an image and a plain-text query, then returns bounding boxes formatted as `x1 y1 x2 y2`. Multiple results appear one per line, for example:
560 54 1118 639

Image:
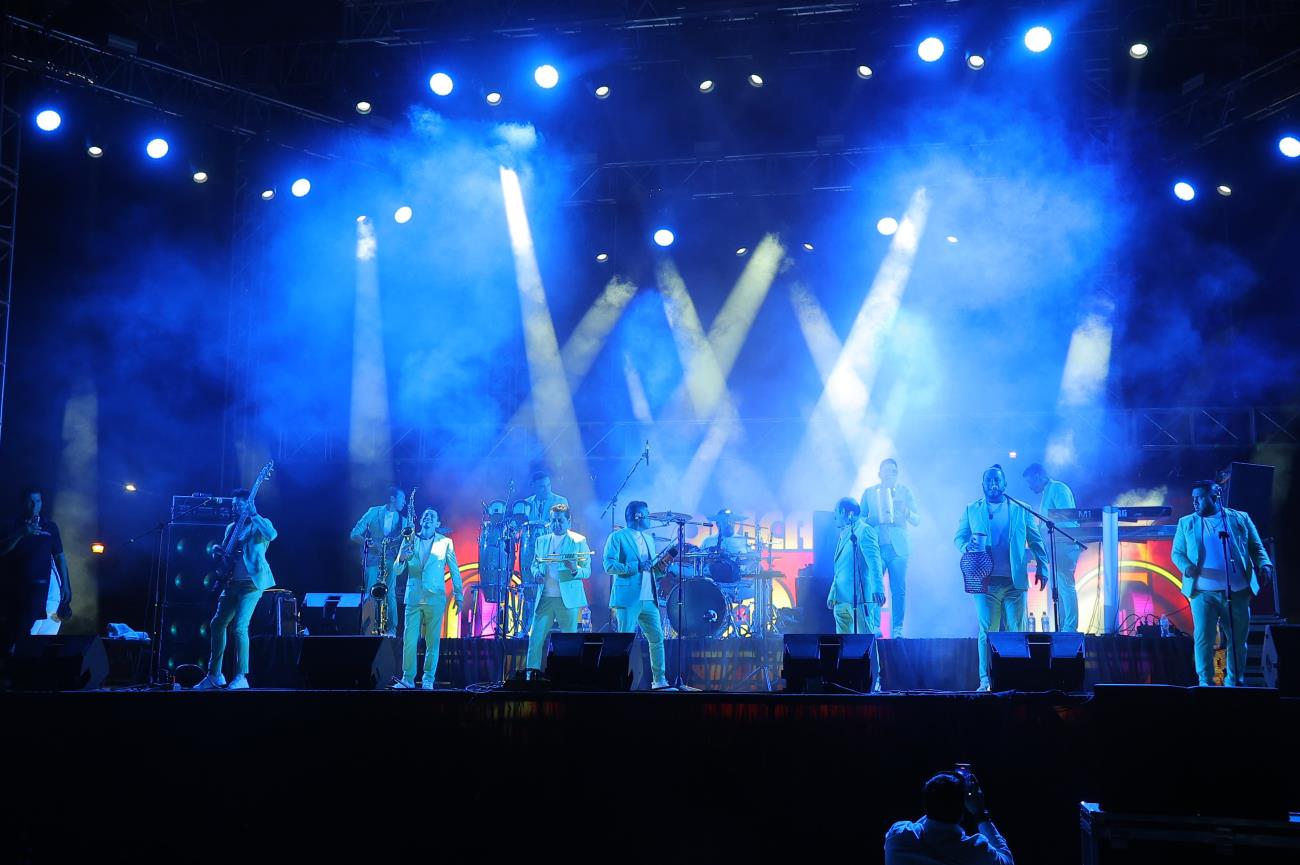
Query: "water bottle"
1159 614 1170 638
1027 612 1036 633
579 607 592 633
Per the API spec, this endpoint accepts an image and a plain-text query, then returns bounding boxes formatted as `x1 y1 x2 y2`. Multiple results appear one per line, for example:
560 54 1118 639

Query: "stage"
6 678 1297 864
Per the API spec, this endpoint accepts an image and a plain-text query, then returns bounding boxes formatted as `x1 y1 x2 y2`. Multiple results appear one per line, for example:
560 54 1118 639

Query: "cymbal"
649 511 692 522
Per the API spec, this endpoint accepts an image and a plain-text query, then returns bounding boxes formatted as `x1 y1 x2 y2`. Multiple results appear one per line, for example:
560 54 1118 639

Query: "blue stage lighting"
429 72 454 96
918 37 944 63
35 109 62 132
1280 136 1300 158
1173 181 1196 202
1025 26 1053 53
653 228 675 247
534 64 560 89
394 206 413 224
877 217 899 236
146 138 169 159
291 178 311 197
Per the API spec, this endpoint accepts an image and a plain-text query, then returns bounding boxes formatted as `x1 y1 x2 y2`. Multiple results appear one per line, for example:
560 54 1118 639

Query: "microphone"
643 441 651 467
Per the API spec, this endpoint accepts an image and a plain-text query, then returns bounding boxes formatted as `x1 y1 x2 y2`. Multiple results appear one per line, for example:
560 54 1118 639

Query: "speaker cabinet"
8 635 109 691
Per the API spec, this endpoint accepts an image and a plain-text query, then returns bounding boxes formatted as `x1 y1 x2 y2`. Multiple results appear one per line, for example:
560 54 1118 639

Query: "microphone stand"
1004 493 1086 633
1217 504 1241 686
662 514 711 691
600 447 649 535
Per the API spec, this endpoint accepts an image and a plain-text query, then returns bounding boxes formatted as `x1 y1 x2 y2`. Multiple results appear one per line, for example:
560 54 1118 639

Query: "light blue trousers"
402 602 449 686
614 600 666 683
207 581 264 679
526 595 580 670
975 583 1026 687
1191 588 1251 686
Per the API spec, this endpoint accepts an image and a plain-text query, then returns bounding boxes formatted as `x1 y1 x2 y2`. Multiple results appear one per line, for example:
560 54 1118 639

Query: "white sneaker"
194 674 225 690
651 678 674 691
976 681 991 693
392 679 415 690
227 674 250 690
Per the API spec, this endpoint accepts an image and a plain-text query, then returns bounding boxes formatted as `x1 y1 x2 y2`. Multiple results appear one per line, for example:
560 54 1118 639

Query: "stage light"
146 137 169 159
1216 185 1232 197
35 109 62 132
394 205 413 224
486 91 502 105
748 73 764 88
87 145 103 158
946 235 959 243
966 53 986 70
856 65 873 79
1008 450 1018 460
429 72 454 96
1025 26 1052 53
594 85 610 99
124 483 137 492
1173 181 1195 202
1280 136 1300 158
802 242 815 251
192 171 208 184
261 188 275 201
918 37 944 63
653 228 675 247
877 216 899 236
1129 43 1149 60
356 215 368 223
595 252 609 262
91 542 106 555
355 100 373 114
291 177 311 197
534 64 560 89
699 79 715 93
736 247 748 256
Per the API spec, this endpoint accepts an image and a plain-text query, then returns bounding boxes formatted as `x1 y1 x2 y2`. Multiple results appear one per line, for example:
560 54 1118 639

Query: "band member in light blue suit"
955 465 1050 691
519 469 569 637
1171 479 1273 686
349 486 412 636
392 508 462 689
1023 463 1081 632
525 503 591 670
197 488 277 690
861 458 919 638
825 497 885 634
603 500 671 690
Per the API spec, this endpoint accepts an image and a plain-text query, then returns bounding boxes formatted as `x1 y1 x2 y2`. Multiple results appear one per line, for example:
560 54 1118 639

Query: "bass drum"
478 522 513 604
666 578 728 639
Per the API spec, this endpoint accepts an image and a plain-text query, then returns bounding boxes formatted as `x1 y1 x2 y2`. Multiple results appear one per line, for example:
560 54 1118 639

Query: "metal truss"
0 62 18 449
269 406 1300 465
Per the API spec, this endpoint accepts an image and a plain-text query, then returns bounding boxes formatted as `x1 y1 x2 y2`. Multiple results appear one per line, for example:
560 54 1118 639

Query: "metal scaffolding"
0 62 20 449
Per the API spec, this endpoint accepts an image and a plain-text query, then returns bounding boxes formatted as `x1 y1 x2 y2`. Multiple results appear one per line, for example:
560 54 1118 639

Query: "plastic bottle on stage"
1027 612 1036 633
580 607 592 633
1159 615 1170 638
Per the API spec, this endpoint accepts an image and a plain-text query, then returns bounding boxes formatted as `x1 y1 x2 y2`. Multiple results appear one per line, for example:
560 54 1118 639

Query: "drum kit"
659 521 782 641
473 498 549 636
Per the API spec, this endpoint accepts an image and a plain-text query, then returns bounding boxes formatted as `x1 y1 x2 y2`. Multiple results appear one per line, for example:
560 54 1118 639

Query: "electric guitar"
211 460 275 591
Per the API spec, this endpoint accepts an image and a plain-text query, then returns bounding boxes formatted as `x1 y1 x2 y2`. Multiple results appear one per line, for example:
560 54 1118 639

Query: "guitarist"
602 501 673 690
196 488 278 690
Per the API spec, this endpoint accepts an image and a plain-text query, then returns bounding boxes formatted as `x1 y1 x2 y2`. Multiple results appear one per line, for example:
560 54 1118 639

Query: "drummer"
700 509 752 555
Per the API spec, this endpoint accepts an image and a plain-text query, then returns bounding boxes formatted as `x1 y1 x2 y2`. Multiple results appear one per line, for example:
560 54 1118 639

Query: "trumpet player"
525 504 592 671
393 508 462 689
350 486 411 637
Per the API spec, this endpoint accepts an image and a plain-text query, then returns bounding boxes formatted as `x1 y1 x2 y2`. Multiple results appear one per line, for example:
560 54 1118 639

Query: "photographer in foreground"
884 766 1014 865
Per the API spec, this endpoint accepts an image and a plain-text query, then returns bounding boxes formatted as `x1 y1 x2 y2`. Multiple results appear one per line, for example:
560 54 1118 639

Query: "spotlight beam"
498 166 594 507
349 217 394 513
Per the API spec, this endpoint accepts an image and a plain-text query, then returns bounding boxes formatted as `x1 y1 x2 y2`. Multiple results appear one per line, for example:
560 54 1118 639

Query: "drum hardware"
736 569 784 691
666 578 730 639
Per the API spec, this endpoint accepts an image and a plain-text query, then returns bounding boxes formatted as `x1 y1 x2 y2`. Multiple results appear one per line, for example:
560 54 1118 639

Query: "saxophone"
370 487 416 636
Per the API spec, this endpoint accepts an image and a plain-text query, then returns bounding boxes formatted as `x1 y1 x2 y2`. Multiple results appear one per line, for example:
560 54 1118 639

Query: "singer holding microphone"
1 487 72 649
1172 480 1273 687
955 465 1050 692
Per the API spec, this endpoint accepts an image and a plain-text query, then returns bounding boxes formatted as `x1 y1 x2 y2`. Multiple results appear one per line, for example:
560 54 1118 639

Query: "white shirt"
634 531 655 601
986 501 1012 579
884 817 1014 865
1197 512 1245 592
383 509 397 536
543 553 563 598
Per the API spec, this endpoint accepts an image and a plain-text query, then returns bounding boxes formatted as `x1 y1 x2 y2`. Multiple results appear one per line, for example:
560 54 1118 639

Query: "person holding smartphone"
884 765 1014 864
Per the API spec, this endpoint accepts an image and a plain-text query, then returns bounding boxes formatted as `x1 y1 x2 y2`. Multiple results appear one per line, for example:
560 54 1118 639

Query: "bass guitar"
212 460 276 591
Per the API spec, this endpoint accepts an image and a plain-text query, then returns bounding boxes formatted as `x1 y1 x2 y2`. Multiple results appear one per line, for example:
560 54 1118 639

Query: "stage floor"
6 685 1296 865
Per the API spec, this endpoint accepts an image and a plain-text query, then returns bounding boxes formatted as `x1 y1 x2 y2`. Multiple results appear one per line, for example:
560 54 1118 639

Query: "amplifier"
251 588 300 637
171 495 238 524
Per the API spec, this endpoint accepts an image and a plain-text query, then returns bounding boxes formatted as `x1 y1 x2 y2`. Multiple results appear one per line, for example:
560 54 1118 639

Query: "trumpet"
533 550 595 564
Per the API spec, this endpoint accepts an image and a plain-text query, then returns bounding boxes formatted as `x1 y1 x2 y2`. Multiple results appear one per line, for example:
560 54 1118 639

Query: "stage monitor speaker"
1223 461 1275 541
545 633 634 691
300 593 362 636
1262 624 1300 696
781 634 874 693
988 632 1085 692
296 636 396 690
8 635 109 691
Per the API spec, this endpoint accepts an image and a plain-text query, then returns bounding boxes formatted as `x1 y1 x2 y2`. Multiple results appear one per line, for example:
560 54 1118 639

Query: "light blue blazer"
954 499 1049 591
1171 508 1272 598
531 529 592 610
602 528 658 609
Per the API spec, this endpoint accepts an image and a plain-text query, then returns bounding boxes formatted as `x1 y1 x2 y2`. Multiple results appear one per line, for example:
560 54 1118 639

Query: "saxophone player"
350 486 411 636
393 508 463 689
